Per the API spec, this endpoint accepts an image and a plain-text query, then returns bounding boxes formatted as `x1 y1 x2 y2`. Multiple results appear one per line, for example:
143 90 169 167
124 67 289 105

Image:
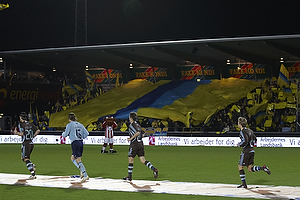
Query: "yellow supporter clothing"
264 119 272 127
120 123 127 132
87 124 94 132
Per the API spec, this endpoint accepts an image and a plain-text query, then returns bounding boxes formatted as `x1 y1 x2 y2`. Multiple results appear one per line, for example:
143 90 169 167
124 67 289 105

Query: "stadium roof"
1 34 300 76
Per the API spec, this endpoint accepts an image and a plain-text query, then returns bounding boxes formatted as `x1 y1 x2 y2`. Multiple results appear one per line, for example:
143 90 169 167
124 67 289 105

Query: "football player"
237 117 271 188
14 112 40 179
123 112 158 181
62 112 90 182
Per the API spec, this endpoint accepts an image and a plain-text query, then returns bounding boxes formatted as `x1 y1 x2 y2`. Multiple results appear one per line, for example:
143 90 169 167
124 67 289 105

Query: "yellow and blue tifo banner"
49 78 262 128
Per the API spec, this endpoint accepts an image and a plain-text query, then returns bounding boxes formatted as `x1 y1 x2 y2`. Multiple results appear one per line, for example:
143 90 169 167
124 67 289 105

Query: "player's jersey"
18 121 38 143
103 121 117 138
238 127 257 151
62 121 89 143
128 121 143 143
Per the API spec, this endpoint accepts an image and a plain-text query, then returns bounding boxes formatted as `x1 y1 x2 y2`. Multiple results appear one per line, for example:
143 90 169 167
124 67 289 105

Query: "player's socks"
72 159 80 169
251 165 261 172
78 162 88 177
128 163 133 178
25 160 35 176
239 169 247 188
30 171 35 176
145 160 155 171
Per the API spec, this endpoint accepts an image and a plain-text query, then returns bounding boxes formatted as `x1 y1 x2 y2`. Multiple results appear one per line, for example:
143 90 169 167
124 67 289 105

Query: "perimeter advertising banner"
89 69 123 84
177 65 219 80
130 67 170 82
223 64 272 79
1 135 300 147
87 63 298 83
0 82 61 116
285 62 300 78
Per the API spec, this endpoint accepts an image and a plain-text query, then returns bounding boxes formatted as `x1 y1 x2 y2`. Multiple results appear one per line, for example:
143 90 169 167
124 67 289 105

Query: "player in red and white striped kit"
101 117 117 153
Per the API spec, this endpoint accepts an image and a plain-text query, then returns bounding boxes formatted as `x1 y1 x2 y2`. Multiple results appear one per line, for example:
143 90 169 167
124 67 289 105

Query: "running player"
62 112 90 182
14 112 40 179
123 112 158 181
237 117 271 188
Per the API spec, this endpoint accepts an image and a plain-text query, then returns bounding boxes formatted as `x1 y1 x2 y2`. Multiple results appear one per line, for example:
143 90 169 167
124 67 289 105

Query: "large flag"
246 99 268 116
278 64 289 88
85 70 94 97
85 70 94 83
62 83 83 95
116 73 120 88
49 78 262 128
0 3 9 11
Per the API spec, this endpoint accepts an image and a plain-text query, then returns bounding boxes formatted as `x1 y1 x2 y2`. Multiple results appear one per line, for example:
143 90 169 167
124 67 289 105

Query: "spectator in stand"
151 119 158 128
87 122 97 132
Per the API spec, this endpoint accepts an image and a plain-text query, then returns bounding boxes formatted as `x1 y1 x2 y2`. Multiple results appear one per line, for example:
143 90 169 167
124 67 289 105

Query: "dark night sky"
1 0 299 51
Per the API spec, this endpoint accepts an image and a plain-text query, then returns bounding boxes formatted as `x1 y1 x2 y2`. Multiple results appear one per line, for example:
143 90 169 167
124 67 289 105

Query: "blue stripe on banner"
149 80 211 109
111 80 212 120
112 81 184 119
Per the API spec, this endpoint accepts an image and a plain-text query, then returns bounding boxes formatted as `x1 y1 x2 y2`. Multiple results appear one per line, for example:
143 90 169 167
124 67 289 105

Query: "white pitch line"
0 173 299 199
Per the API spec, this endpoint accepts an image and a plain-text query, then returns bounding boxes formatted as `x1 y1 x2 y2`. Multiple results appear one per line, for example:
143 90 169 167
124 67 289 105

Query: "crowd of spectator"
53 84 102 113
3 72 299 133
203 78 298 132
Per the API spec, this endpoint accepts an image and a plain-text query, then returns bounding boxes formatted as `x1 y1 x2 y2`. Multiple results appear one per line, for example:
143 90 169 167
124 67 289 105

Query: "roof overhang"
1 34 300 74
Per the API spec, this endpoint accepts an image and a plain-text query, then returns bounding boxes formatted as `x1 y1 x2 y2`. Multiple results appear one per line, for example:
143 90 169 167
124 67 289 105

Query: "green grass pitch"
0 144 299 200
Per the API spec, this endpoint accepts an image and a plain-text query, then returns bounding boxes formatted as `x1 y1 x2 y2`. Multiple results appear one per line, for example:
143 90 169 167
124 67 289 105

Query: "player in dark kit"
14 112 40 179
237 117 271 188
123 112 158 181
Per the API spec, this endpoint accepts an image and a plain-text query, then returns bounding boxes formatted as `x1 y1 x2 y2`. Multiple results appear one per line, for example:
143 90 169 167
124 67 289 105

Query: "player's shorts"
128 141 145 158
239 149 255 166
71 140 84 158
104 137 114 144
21 140 34 160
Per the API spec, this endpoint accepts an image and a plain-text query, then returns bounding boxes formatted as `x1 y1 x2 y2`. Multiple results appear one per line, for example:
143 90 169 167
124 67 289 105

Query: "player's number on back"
76 128 83 139
25 129 34 140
